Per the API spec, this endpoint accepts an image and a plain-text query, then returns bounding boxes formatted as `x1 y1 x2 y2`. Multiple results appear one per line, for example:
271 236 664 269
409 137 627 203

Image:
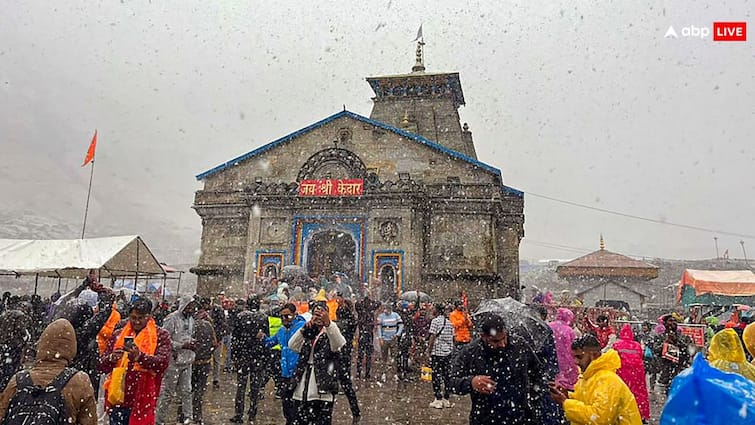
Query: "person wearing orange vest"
449 301 473 351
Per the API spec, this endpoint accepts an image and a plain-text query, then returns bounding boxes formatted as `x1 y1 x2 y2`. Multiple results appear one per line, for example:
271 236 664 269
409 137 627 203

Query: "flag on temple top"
82 130 97 167
412 24 423 42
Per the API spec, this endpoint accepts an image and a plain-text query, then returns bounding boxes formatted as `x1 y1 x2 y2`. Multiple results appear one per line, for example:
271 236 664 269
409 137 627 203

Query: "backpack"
3 367 78 425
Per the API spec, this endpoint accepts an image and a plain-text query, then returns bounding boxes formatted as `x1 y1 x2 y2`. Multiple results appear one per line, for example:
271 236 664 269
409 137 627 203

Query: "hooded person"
0 319 96 425
155 296 198 425
653 316 666 335
744 322 755 363
707 328 755 382
549 335 642 425
704 316 720 344
528 306 566 425
613 324 650 420
549 308 578 389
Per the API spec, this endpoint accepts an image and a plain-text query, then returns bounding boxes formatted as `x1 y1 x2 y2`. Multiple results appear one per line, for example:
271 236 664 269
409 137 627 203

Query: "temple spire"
411 25 425 72
600 234 605 250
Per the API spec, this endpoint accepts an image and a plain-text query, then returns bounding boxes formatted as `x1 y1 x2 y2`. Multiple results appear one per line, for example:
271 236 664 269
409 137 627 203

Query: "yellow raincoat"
563 349 642 425
707 328 755 382
743 323 755 361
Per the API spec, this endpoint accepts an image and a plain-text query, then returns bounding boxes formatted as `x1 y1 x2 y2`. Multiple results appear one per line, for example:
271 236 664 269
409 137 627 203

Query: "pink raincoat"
614 324 650 420
548 308 578 388
654 315 666 334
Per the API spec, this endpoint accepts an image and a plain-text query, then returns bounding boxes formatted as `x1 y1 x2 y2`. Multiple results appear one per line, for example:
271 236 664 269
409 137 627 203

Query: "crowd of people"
0 273 753 425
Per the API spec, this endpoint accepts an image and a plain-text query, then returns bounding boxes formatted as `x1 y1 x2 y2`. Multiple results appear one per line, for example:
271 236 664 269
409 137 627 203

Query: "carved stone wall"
428 213 495 274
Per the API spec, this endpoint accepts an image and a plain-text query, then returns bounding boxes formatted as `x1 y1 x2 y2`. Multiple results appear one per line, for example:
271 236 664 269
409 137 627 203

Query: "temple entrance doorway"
305 230 357 280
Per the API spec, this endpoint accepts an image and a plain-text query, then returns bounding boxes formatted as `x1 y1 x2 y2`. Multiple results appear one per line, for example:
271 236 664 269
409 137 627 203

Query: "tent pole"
57 277 62 293
162 273 167 301
34 274 39 295
176 271 183 297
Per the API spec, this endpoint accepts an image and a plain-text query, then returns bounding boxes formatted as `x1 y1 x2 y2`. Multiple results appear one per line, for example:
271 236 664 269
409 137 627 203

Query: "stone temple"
192 44 525 305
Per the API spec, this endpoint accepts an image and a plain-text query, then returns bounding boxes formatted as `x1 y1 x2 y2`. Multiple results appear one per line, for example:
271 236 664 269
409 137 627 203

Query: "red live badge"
713 22 746 41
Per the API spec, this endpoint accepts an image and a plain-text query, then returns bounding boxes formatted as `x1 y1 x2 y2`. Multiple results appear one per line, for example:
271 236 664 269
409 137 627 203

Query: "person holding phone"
100 298 172 425
288 299 346 424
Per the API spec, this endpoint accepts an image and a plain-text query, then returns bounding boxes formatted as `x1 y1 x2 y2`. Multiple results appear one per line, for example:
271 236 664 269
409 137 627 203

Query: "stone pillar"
243 207 261 284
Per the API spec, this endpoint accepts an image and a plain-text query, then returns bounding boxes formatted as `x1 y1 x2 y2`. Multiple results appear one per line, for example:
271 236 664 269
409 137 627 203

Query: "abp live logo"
713 22 746 41
665 22 746 41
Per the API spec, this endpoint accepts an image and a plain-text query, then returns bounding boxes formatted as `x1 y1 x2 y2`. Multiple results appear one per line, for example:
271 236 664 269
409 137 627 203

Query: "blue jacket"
264 315 306 378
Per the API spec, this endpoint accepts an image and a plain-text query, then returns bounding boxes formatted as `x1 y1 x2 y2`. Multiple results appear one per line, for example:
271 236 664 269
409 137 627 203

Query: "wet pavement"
196 362 668 425
201 367 473 424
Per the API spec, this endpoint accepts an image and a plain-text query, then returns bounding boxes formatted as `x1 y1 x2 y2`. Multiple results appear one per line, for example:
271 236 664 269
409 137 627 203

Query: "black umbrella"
400 290 432 303
472 297 552 353
281 265 307 279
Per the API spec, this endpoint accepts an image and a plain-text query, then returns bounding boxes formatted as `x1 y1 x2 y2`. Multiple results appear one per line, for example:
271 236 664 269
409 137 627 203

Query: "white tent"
0 235 164 279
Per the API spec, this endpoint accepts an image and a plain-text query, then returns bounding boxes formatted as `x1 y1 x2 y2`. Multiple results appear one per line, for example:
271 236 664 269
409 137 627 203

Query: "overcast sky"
1 0 753 265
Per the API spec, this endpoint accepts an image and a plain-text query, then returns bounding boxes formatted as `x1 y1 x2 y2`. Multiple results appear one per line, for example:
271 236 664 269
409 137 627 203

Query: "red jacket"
585 318 616 349
614 324 650 420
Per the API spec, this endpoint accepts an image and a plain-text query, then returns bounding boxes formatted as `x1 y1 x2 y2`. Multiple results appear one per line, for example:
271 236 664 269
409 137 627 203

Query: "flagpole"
81 158 95 239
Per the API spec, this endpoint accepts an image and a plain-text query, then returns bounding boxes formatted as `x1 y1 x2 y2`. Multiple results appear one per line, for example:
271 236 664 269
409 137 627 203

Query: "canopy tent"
113 279 173 297
0 235 164 279
677 269 755 307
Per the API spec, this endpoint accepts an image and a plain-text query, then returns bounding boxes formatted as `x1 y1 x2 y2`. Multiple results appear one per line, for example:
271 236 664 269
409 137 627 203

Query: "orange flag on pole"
82 130 97 167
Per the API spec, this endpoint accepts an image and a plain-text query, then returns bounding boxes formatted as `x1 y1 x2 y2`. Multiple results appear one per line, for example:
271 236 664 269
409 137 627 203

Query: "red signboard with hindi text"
678 324 706 347
298 179 364 197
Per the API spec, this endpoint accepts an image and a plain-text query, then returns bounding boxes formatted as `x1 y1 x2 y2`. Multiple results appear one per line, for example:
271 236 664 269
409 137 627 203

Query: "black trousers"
294 400 334 425
234 361 265 419
337 346 360 417
356 332 373 378
431 355 451 400
396 335 412 379
192 363 211 422
281 387 299 425
269 349 283 389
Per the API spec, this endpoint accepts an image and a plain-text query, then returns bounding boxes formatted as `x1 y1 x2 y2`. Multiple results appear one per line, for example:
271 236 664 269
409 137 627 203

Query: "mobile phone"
124 336 135 349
